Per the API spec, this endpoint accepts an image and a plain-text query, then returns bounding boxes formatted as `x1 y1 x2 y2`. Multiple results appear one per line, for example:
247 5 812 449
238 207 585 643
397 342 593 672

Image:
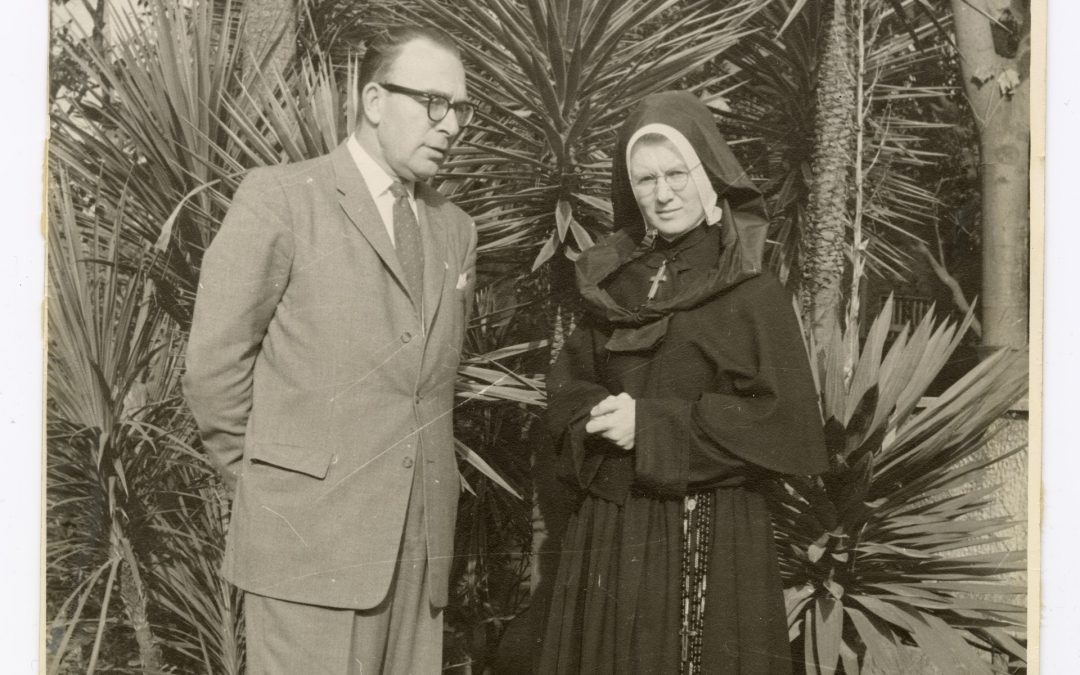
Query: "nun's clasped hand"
585 392 637 450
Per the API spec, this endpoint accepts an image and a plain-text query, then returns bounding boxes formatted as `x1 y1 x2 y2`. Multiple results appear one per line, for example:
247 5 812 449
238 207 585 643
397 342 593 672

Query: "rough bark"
950 0 1030 349
241 0 297 80
119 536 163 674
799 0 857 342
945 11 1030 659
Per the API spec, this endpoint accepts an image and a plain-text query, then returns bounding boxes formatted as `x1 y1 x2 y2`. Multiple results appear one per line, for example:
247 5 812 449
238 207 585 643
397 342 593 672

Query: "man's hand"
585 392 636 450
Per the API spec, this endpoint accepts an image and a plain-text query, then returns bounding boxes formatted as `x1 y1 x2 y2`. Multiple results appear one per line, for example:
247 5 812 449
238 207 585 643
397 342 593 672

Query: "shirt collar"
346 134 414 200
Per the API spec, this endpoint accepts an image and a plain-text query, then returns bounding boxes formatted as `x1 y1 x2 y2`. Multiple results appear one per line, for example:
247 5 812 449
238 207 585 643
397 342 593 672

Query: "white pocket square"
456 272 469 290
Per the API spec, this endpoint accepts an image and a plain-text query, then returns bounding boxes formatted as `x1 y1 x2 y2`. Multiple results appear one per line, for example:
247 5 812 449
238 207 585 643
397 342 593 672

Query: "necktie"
389 181 424 305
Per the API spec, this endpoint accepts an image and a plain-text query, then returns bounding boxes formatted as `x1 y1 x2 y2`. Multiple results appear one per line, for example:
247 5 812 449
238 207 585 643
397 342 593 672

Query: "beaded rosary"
679 490 713 674
638 234 713 673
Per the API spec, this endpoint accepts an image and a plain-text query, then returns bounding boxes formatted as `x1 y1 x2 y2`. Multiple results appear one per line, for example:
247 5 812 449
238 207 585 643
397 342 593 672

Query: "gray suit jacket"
184 142 476 610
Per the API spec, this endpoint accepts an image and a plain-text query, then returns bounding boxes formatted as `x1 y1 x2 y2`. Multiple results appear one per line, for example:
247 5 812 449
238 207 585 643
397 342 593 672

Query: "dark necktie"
389 181 424 305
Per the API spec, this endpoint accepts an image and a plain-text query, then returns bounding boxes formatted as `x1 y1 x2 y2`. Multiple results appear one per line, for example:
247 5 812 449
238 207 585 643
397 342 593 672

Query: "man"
183 26 476 674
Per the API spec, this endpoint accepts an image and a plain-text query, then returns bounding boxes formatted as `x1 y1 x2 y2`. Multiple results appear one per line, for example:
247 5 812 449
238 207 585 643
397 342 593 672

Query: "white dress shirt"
346 134 418 247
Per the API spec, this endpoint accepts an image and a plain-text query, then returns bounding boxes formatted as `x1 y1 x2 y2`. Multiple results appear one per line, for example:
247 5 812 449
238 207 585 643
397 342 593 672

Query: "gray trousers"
244 462 442 674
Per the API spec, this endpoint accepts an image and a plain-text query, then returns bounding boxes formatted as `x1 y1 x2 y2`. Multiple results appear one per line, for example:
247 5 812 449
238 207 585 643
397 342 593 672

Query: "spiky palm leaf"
53 0 543 491
721 0 957 289
51 0 252 325
48 1 1018 672
214 49 550 493
147 467 245 675
295 0 380 63
772 299 1026 674
51 23 545 671
47 171 158 673
222 51 362 164
47 169 243 674
387 0 772 270
447 288 550 672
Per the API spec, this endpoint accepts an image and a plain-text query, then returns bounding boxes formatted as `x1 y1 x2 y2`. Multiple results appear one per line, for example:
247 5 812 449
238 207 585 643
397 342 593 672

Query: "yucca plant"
720 0 957 289
223 50 361 164
447 289 550 672
51 0 253 325
47 171 161 674
219 49 551 493
50 7 549 669
46 168 243 674
48 1 1024 672
448 400 538 672
48 4 282 669
771 298 1026 674
370 5 774 661
798 0 858 334
390 0 772 271
52 0 543 480
146 454 245 674
384 1 785 638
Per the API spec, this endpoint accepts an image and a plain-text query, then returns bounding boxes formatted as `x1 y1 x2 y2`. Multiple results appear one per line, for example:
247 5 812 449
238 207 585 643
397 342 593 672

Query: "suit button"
402 457 414 469
414 394 422 404
401 331 413 343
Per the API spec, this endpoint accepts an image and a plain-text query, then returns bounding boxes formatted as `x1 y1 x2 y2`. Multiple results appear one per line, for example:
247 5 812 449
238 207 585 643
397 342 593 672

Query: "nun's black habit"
539 92 829 674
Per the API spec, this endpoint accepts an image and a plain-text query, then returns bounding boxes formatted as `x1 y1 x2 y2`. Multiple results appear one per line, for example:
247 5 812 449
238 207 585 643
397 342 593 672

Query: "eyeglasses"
378 82 476 127
630 166 698 194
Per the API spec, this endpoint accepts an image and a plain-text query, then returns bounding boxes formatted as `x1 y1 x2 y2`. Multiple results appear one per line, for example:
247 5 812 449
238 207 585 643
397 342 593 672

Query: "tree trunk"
241 0 297 80
950 0 1030 349
948 6 1030 649
799 0 858 343
119 536 163 674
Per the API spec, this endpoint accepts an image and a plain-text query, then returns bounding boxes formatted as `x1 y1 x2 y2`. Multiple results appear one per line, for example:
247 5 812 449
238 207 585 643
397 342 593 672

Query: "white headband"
625 123 723 226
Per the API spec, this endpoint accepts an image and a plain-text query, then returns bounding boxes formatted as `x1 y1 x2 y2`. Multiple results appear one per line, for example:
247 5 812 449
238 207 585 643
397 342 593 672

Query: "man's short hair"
359 26 461 88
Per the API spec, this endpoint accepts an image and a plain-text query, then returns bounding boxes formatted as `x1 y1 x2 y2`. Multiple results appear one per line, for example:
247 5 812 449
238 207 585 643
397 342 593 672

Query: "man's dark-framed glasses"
379 82 475 127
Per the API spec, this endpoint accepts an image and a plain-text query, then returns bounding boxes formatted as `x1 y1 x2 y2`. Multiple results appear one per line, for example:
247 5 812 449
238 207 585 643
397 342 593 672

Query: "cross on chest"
647 259 670 301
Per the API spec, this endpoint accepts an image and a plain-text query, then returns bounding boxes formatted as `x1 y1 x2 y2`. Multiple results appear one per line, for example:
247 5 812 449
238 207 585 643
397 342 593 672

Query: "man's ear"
361 82 383 125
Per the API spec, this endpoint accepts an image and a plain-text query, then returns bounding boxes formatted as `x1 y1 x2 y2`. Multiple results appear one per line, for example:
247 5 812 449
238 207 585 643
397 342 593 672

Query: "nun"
540 91 829 675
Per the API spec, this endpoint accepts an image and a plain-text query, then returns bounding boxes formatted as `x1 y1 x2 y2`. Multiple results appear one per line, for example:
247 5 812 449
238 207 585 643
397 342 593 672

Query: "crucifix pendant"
647 260 669 301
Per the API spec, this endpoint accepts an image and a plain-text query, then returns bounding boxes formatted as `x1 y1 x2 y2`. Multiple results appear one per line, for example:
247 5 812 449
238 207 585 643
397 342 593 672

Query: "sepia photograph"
39 0 1043 672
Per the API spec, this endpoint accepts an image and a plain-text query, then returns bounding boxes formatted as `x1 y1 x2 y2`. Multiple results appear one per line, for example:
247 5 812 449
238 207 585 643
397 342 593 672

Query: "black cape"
540 92 828 675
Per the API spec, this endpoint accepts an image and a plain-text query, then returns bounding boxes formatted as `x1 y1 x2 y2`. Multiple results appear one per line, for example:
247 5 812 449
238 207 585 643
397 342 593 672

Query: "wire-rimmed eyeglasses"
379 82 476 127
630 165 700 194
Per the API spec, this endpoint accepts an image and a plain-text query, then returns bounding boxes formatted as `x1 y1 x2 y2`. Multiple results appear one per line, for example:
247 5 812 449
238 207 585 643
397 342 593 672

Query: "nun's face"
628 138 705 240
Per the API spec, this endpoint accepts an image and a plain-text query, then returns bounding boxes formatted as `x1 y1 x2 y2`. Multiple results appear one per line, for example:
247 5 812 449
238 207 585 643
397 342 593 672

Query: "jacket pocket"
248 442 334 479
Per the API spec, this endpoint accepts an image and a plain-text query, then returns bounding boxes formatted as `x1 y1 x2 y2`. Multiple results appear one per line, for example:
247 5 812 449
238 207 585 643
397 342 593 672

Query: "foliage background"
44 0 1030 672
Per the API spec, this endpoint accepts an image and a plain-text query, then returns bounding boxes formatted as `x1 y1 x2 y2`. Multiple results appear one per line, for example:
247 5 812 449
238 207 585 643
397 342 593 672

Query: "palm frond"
721 0 960 284
51 0 253 325
47 163 241 673
391 0 772 268
775 301 1027 671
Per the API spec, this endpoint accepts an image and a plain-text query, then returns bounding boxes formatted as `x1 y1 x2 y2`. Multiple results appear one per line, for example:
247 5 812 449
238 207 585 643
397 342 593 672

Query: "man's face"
366 39 467 182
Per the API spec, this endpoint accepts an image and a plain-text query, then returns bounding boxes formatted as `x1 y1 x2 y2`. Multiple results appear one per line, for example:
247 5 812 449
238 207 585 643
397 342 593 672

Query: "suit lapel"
331 144 410 297
416 184 447 336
